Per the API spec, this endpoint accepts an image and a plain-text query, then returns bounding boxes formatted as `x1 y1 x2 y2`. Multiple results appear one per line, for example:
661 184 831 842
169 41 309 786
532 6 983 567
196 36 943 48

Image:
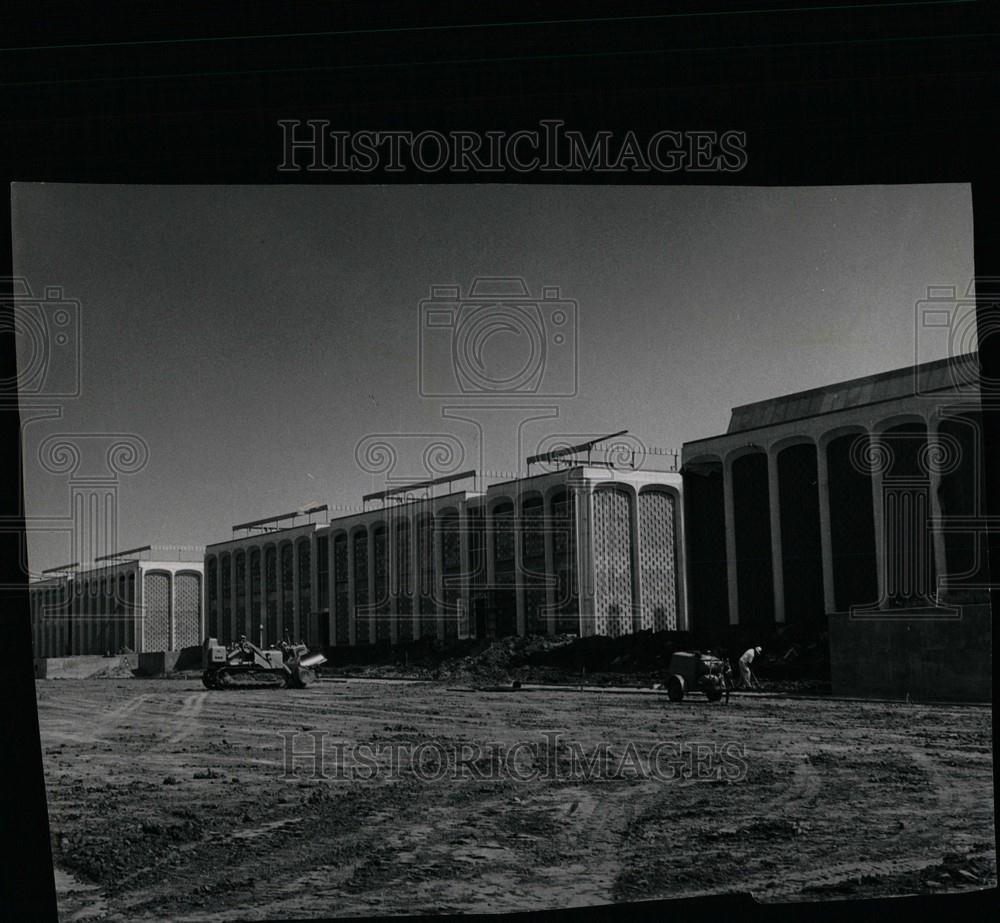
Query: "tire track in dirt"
40 692 154 747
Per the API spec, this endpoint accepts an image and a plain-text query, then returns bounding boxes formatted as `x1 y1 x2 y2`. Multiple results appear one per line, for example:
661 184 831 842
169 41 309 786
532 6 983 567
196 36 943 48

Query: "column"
259 547 269 647
367 524 377 645
410 510 421 641
229 554 238 644
244 547 253 642
673 486 690 632
629 486 644 633
722 459 740 625
136 572 145 654
767 450 786 624
574 484 595 638
543 495 556 635
276 544 286 642
328 535 337 647
513 502 526 637
926 419 949 603
458 506 471 640
292 542 300 642
309 535 319 644
168 571 176 650
869 432 887 609
484 505 496 638
433 515 445 641
346 533 357 646
215 556 224 641
816 439 837 613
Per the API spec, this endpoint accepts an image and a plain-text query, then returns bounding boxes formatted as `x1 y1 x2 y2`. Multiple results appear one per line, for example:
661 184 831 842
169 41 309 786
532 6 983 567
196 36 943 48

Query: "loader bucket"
288 665 317 688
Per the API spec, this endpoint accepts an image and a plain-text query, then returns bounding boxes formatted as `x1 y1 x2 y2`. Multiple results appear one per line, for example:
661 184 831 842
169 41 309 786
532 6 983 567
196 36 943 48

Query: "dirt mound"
433 635 578 685
318 624 831 689
88 657 137 679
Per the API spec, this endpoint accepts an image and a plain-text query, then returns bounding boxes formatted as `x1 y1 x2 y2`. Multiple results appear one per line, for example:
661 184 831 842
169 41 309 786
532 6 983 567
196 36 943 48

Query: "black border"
2 2 996 920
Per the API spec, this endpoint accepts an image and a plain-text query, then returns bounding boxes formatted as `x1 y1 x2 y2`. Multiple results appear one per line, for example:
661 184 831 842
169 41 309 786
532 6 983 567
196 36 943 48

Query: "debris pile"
321 625 831 691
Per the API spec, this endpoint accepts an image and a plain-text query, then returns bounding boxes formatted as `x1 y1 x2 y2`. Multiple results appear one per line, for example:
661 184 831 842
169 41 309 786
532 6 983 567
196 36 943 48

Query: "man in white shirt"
738 646 762 689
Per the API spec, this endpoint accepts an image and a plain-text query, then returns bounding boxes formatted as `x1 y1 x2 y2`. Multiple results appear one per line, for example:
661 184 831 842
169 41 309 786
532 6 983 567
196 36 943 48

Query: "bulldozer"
202 636 327 689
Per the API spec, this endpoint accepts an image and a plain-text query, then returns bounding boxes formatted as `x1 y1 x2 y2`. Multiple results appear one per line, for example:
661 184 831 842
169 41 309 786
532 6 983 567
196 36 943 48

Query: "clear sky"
12 183 974 574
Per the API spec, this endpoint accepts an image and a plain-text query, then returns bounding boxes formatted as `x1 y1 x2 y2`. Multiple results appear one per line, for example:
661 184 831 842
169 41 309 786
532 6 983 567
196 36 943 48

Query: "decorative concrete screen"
639 489 679 630
174 572 202 648
143 571 171 653
592 487 634 636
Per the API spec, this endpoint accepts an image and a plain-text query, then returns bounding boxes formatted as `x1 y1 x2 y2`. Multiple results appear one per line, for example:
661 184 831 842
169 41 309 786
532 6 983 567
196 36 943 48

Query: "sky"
12 183 975 574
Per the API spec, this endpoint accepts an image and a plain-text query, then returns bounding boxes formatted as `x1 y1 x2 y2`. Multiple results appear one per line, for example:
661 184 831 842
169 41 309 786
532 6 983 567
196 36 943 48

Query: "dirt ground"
37 677 994 920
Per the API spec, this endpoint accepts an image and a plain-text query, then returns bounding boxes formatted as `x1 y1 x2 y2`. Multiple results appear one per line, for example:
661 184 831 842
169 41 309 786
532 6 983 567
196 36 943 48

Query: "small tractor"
202 636 327 689
664 651 729 703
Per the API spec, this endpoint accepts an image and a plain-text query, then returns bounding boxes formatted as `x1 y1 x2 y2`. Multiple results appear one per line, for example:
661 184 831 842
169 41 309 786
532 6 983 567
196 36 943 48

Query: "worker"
737 646 762 689
721 657 734 703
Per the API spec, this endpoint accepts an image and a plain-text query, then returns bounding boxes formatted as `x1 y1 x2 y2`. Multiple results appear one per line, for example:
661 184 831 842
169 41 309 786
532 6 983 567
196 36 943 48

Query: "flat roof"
488 464 678 491
685 353 979 444
206 520 319 549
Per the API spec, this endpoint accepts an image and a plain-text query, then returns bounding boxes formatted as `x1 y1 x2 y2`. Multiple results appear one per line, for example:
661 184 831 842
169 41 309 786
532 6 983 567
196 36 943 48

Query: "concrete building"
681 353 988 630
29 549 205 657
204 460 686 648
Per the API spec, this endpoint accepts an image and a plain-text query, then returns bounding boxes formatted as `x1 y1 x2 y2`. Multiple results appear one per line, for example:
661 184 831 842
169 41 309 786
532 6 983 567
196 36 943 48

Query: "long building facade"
681 354 988 629
30 558 205 657
205 465 686 648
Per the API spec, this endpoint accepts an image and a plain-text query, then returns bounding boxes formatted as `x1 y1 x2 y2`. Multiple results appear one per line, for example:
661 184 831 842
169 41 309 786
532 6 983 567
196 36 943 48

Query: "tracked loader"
202 636 327 689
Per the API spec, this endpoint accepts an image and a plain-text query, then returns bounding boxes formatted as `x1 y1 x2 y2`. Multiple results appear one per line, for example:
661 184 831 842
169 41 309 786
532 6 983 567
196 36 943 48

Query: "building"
29 548 204 658
204 451 687 648
681 353 989 629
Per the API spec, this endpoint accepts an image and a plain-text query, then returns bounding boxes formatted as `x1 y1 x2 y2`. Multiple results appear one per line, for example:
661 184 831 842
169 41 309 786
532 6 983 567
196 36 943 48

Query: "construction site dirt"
39 677 994 920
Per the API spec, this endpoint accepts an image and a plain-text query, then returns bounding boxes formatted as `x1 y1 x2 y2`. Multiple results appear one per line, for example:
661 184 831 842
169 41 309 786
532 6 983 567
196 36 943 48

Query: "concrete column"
722 459 740 626
458 506 471 639
485 506 496 638
575 484 595 638
673 486 689 632
215 555 224 642
367 524 377 645
260 546 271 647
767 450 786 624
169 570 176 650
433 515 445 641
134 573 144 654
276 545 286 643
411 510 421 641
815 440 837 614
293 541 302 642
926 418 949 604
244 548 253 642
514 503 526 637
229 554 238 644
543 494 556 635
328 534 337 647
869 432 888 609
346 532 357 647
310 534 319 645
629 486 644 633
388 517 399 645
